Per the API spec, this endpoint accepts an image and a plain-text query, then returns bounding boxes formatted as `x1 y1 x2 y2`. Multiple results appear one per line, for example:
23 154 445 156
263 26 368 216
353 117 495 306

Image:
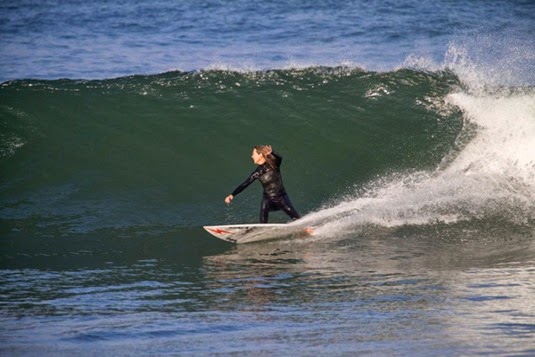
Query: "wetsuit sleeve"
231 168 261 197
272 151 282 167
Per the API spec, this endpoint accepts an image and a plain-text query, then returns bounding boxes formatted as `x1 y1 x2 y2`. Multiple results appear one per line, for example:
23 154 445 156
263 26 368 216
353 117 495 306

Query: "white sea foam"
298 40 535 237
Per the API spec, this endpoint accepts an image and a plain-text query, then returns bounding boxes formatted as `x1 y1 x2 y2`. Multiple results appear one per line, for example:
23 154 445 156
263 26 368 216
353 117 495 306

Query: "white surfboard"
203 223 310 244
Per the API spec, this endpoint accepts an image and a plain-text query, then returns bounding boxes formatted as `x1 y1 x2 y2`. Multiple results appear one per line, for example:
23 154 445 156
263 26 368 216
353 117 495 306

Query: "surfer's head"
252 145 273 166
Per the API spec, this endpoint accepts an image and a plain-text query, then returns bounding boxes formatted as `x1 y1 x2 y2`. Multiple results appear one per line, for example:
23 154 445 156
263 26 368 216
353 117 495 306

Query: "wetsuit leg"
279 194 301 220
260 195 272 223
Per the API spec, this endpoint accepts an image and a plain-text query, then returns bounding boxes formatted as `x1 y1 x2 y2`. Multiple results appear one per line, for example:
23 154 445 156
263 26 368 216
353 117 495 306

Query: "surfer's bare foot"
304 227 314 235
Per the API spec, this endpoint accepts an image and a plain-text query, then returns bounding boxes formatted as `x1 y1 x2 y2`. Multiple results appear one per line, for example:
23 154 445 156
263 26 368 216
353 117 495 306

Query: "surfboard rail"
203 223 311 243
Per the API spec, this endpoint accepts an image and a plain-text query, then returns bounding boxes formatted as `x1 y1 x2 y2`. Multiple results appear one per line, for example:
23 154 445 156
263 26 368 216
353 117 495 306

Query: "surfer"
225 145 302 223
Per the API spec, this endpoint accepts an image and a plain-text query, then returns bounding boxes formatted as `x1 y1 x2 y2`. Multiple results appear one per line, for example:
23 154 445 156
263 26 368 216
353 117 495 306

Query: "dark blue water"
1 1 535 355
1 0 534 82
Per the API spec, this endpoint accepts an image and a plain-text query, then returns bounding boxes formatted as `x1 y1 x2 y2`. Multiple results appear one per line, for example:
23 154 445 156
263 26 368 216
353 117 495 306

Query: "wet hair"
254 145 276 169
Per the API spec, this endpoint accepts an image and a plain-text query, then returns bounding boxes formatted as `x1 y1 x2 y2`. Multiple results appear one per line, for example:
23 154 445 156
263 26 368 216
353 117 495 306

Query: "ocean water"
1 0 535 355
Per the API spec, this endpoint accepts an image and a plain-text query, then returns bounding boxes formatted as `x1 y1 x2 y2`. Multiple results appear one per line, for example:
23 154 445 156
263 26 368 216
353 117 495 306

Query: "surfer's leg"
260 196 271 223
279 194 301 220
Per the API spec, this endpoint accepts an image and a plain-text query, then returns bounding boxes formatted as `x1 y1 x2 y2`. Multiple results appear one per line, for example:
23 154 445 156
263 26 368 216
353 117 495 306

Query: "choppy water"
1 0 535 355
1 0 534 82
2 234 535 355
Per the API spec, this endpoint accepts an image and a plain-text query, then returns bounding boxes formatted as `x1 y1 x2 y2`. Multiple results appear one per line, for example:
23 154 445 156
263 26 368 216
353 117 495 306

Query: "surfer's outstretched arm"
225 169 261 205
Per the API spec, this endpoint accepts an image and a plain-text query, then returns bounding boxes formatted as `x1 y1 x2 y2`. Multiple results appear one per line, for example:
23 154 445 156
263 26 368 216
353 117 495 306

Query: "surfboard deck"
203 223 309 244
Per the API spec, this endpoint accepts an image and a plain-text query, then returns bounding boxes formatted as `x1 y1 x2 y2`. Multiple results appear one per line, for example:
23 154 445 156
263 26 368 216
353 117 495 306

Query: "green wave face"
1 68 533 238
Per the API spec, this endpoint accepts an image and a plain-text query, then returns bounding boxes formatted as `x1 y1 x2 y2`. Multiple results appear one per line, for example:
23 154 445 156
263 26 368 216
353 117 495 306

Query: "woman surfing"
225 145 302 223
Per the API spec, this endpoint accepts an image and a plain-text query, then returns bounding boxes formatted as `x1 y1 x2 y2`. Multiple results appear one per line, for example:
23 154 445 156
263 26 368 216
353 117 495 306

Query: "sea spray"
298 41 535 239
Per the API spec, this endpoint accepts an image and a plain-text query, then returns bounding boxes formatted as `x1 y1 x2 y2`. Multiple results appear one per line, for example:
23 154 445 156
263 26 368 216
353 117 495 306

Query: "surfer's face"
251 149 266 165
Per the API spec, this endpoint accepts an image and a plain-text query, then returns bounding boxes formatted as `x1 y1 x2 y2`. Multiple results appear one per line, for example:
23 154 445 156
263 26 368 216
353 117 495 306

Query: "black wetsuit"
231 152 301 223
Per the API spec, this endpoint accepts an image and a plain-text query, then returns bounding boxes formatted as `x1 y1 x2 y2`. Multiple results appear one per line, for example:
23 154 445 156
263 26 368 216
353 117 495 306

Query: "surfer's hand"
265 145 272 155
225 195 234 205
